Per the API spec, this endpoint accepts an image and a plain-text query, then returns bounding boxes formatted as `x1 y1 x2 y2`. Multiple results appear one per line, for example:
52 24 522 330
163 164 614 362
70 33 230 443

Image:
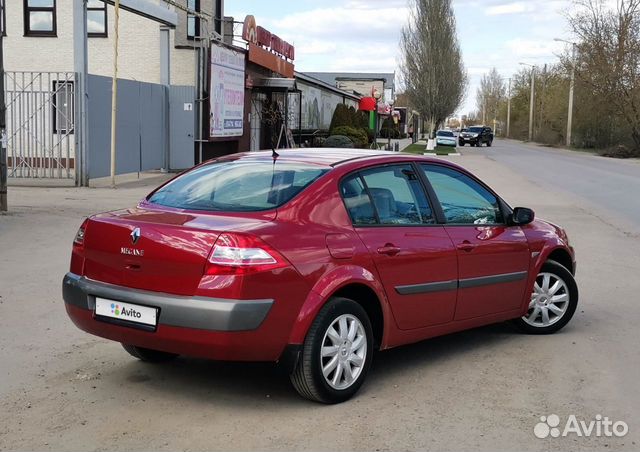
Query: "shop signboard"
210 43 246 138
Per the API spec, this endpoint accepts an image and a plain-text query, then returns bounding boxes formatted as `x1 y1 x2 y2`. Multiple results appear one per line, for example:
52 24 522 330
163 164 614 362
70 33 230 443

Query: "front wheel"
459 142 465 147
513 260 578 334
290 297 373 404
487 139 492 147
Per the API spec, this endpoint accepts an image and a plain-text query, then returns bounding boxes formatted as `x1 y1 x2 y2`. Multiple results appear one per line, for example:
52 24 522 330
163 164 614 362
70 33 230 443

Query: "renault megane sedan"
63 149 578 404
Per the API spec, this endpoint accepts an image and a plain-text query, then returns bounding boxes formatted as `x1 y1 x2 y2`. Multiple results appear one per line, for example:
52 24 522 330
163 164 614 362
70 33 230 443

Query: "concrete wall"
3 0 199 85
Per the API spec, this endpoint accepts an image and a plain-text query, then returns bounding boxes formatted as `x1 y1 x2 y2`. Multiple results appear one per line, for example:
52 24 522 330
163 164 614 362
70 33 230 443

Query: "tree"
476 68 506 125
400 0 467 138
566 0 640 154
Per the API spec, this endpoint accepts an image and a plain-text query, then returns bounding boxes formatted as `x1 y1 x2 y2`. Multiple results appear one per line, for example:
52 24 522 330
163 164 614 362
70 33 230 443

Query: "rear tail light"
205 233 289 275
73 219 89 246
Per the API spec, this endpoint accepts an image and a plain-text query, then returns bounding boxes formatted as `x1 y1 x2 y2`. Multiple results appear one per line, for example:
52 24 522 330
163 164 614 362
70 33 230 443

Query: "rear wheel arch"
332 283 384 350
287 276 389 350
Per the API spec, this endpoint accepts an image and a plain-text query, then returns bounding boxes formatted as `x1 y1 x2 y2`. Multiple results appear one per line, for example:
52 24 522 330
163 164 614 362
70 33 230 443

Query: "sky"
224 0 578 115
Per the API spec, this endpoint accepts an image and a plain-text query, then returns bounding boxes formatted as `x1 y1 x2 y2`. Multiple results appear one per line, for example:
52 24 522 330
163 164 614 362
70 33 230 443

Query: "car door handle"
457 241 476 252
377 244 401 256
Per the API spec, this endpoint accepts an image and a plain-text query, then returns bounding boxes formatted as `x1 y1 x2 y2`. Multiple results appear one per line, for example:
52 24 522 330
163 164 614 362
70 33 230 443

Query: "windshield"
148 161 329 212
437 131 454 137
468 127 483 133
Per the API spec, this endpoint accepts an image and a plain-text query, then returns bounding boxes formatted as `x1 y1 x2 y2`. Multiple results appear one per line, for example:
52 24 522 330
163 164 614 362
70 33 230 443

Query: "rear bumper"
62 272 286 361
436 140 457 147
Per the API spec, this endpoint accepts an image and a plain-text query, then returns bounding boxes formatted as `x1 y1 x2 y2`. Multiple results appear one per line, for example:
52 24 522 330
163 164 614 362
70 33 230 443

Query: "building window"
187 0 200 40
87 0 107 37
52 81 74 134
23 0 57 37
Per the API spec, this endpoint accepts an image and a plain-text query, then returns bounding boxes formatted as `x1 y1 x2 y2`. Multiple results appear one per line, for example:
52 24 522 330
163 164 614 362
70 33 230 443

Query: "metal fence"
4 71 75 179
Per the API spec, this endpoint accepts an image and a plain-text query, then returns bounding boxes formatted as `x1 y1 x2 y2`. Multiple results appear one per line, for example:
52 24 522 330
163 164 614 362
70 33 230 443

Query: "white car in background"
435 130 457 147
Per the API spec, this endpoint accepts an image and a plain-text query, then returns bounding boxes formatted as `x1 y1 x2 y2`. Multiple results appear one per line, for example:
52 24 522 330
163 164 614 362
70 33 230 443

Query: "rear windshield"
468 127 483 133
437 131 454 137
148 161 329 212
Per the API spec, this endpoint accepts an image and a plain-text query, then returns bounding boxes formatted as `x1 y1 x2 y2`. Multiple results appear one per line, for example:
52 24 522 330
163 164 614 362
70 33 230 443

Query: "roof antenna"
272 148 280 159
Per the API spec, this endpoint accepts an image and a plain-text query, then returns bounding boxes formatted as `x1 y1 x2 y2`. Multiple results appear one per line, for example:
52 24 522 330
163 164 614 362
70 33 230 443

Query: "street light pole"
372 88 381 149
554 38 578 147
566 43 576 147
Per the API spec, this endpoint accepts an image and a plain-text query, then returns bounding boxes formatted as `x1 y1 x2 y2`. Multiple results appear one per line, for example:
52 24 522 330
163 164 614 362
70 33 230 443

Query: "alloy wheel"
522 272 570 328
320 314 367 390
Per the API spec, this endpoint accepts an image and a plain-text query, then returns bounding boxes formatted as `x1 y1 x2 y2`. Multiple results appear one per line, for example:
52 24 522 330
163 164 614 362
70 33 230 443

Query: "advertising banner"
210 44 245 138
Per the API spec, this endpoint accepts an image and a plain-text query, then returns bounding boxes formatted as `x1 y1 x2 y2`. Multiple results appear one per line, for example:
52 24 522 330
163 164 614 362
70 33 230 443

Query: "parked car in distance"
459 126 493 147
436 130 457 147
63 149 578 404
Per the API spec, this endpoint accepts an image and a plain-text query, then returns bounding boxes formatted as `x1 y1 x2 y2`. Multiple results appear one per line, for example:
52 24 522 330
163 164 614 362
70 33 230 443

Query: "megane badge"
131 227 141 245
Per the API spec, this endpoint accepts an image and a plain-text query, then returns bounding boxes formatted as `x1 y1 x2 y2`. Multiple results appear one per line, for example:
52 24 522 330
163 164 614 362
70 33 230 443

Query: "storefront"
201 14 364 159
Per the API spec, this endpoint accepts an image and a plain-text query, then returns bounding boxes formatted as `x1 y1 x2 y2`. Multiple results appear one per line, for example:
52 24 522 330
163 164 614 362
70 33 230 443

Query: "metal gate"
4 71 76 179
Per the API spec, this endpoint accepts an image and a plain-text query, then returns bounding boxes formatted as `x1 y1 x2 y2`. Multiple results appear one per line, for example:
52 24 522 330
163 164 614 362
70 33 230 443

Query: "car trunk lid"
82 205 274 296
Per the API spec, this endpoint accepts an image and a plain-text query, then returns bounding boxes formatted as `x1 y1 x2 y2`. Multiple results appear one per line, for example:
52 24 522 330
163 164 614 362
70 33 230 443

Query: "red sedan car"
63 149 578 403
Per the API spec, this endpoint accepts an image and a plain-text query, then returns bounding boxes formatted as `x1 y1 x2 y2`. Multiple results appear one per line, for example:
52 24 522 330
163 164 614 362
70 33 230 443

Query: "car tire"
459 142 465 147
290 297 374 404
487 140 492 147
121 343 179 362
513 260 578 335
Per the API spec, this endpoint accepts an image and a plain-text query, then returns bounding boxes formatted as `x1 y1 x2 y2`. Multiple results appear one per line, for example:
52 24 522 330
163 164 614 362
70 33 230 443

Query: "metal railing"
4 71 76 179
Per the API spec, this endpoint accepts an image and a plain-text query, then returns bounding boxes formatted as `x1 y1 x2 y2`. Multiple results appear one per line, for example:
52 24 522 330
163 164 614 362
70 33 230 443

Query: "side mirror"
510 207 535 226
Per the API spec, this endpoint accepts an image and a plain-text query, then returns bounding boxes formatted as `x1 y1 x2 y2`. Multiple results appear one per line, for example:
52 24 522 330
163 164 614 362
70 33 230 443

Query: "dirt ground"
0 152 639 451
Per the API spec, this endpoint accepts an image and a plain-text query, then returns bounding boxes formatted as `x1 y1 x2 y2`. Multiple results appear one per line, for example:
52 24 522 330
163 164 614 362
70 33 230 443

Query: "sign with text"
210 44 246 139
242 15 295 61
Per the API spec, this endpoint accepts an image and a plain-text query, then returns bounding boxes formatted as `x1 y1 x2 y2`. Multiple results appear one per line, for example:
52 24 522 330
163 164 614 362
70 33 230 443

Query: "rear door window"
148 161 329 212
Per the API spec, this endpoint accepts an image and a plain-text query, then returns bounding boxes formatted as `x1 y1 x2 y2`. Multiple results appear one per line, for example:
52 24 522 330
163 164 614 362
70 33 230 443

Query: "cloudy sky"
224 0 577 114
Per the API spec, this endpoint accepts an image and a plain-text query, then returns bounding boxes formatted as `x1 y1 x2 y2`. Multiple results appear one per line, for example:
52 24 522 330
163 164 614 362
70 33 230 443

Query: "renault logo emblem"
130 227 141 245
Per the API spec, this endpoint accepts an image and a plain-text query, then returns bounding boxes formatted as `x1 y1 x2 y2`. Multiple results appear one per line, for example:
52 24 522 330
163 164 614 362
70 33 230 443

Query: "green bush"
323 135 354 148
355 110 370 129
379 128 401 139
331 126 369 148
329 104 353 131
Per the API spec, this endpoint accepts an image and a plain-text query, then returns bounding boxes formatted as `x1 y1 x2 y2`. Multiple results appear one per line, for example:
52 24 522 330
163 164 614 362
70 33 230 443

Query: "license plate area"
95 297 158 332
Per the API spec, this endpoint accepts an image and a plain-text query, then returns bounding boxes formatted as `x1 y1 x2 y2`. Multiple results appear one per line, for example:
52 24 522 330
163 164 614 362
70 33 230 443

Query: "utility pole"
1 18 7 212
528 69 535 141
520 62 536 142
506 77 512 138
110 0 121 188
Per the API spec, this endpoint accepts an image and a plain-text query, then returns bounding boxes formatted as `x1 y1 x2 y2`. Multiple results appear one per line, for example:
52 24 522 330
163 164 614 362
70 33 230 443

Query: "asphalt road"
0 145 639 451
480 140 640 233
